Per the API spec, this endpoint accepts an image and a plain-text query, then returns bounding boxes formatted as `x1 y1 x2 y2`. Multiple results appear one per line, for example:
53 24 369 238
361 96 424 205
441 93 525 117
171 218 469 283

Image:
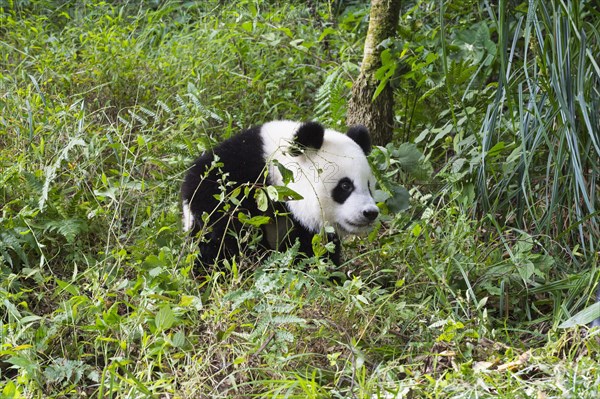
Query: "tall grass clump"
477 0 599 256
463 0 600 324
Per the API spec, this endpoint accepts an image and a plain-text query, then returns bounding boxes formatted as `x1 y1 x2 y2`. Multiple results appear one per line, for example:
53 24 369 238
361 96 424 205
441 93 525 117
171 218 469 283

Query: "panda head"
264 121 380 236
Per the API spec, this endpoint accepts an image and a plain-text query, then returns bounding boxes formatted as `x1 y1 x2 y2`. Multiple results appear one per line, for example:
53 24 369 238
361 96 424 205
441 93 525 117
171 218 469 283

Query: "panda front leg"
299 231 341 266
195 224 241 272
285 221 342 266
326 233 342 266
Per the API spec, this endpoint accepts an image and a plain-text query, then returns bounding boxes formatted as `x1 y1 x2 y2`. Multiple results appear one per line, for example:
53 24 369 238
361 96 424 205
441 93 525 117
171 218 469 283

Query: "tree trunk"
347 0 401 146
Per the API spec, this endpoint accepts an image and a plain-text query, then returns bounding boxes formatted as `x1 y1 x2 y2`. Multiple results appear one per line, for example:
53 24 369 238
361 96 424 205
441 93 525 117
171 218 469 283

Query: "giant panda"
181 120 379 267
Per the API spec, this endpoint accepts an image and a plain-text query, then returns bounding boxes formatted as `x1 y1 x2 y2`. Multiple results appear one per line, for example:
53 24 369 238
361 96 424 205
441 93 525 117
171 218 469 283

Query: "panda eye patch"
332 177 355 204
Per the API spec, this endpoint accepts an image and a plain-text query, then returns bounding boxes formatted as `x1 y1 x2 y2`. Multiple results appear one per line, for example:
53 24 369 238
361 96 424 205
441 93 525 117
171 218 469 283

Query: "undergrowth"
1 1 599 398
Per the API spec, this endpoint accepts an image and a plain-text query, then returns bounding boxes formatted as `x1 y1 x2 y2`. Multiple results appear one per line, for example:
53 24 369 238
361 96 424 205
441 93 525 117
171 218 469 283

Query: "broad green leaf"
238 212 271 226
265 185 279 201
487 141 505 157
56 278 79 296
272 159 295 185
412 223 422 237
155 305 175 331
272 185 303 201
393 143 433 180
241 21 253 32
559 302 600 328
255 189 268 212
318 27 336 42
386 185 409 213
172 330 186 348
2 380 17 397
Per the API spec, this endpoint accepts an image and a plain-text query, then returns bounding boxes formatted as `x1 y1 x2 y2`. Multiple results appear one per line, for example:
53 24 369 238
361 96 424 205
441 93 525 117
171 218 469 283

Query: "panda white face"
310 133 379 236
331 176 379 235
261 121 379 236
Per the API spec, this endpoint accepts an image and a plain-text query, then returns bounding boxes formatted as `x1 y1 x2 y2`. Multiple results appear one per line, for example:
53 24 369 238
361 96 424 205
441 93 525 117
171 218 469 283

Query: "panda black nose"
363 209 379 221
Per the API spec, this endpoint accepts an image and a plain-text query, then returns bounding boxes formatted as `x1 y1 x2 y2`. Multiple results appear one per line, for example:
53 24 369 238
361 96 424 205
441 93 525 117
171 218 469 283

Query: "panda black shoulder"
210 125 268 184
181 125 267 224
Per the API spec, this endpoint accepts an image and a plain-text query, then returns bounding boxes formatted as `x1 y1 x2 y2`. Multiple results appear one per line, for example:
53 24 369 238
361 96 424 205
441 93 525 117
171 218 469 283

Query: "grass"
476 0 600 256
1 0 599 398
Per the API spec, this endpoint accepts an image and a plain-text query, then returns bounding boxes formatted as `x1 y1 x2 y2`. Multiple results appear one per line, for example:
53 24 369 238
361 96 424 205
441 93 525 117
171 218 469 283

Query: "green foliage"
368 0 599 325
314 65 352 128
382 0 599 261
1 0 599 398
370 141 433 213
224 254 313 355
477 0 600 255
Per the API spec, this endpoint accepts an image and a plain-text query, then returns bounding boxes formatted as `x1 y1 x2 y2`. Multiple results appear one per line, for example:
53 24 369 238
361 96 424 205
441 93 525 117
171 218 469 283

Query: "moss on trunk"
347 0 401 146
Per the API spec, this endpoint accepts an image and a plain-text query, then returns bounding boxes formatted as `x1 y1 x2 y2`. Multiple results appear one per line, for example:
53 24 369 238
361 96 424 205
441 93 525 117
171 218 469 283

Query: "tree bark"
347 0 401 146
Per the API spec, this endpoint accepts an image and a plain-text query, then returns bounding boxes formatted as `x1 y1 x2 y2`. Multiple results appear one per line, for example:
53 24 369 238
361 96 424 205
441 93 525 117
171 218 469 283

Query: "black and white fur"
181 120 379 267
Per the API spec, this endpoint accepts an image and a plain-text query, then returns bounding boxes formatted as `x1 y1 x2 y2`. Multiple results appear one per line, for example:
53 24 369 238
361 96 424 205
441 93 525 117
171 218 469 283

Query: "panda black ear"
290 121 324 156
347 125 371 155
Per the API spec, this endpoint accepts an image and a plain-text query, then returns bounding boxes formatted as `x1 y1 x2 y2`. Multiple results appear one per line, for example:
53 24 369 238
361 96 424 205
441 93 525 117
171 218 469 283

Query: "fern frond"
44 218 89 243
447 60 477 86
156 100 173 115
127 110 149 126
186 92 223 122
39 138 87 211
270 315 306 325
314 67 348 126
174 94 189 114
23 171 44 193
